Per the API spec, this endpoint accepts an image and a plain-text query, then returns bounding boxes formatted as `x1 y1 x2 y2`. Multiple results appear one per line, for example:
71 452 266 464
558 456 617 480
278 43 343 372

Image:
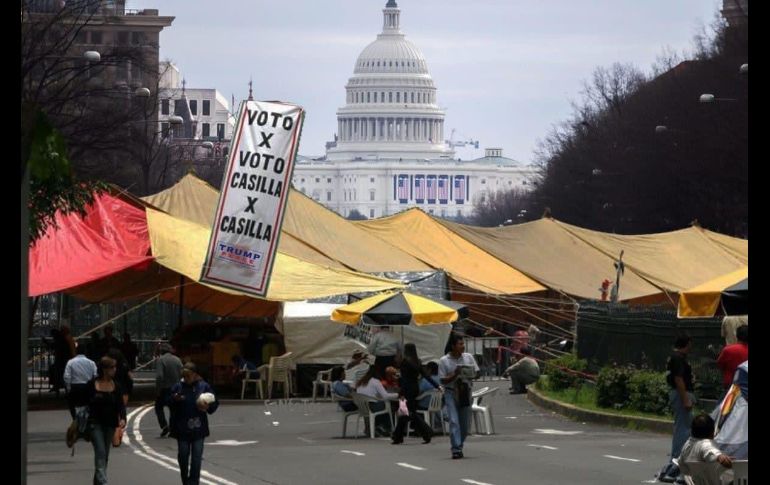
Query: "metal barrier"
26 338 167 393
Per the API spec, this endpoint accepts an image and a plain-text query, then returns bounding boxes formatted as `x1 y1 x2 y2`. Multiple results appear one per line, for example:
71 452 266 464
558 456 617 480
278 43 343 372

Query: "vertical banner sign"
200 100 304 297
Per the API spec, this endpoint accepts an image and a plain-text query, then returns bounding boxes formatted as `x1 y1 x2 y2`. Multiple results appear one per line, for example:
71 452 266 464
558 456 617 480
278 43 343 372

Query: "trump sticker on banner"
200 100 304 297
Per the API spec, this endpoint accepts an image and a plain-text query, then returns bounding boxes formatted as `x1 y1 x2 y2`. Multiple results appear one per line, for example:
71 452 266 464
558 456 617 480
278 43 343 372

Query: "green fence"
576 302 724 399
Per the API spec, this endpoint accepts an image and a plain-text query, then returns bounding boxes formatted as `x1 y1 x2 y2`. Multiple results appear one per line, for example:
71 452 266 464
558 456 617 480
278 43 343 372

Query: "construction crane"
445 129 479 149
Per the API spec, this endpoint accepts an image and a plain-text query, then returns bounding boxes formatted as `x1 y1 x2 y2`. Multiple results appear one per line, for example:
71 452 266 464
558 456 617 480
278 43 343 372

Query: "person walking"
391 343 437 445
121 332 139 371
439 334 479 459
63 344 97 419
658 335 696 483
155 343 183 438
87 356 128 485
169 362 219 485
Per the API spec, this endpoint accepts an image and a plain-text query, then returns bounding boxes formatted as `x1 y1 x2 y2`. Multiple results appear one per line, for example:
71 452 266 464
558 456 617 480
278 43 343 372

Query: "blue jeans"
177 438 205 485
669 390 695 464
444 391 471 453
90 423 115 484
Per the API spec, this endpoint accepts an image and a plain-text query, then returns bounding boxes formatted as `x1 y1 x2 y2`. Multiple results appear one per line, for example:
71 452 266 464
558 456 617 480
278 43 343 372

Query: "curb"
527 386 672 434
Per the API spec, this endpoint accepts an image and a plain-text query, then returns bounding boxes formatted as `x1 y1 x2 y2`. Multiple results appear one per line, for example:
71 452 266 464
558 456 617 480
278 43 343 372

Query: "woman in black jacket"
87 356 128 485
391 343 439 444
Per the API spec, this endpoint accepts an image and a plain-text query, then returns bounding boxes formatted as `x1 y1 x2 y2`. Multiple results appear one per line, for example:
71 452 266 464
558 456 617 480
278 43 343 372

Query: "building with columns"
293 0 537 219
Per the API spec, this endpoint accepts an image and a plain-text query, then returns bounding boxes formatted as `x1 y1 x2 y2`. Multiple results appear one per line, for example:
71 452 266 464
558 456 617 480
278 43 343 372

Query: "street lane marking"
340 450 365 456
527 444 558 450
604 455 641 463
462 480 496 485
209 440 259 446
127 404 239 485
504 416 517 420
297 437 315 443
397 463 426 471
532 428 583 435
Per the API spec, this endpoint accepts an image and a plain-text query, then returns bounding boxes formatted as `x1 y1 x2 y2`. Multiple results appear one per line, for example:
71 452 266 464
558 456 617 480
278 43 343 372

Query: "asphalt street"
27 387 672 484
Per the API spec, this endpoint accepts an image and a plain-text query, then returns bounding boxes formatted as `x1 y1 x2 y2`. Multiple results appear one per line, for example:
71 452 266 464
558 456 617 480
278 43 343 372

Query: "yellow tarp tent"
355 209 545 295
678 266 748 318
555 222 747 294
143 174 430 272
145 208 404 301
438 217 662 300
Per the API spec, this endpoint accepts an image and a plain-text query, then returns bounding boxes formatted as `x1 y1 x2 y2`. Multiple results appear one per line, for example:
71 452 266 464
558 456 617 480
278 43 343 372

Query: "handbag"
456 380 471 408
112 425 124 447
396 397 410 417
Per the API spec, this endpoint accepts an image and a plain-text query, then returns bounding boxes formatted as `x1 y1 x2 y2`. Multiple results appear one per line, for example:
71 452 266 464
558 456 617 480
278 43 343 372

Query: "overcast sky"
129 0 721 162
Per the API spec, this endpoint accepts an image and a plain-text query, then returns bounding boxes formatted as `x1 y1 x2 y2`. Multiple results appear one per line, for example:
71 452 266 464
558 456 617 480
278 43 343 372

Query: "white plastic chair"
732 460 748 485
332 392 359 438
240 365 263 400
675 458 725 485
351 392 393 439
266 352 293 400
471 386 498 435
412 390 445 435
312 368 333 402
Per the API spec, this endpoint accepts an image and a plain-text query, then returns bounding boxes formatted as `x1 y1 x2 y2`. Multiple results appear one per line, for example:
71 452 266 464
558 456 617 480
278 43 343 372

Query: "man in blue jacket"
169 362 219 485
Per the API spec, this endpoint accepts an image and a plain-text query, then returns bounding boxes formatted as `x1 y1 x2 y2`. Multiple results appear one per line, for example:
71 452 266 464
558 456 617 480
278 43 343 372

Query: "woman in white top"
355 365 398 434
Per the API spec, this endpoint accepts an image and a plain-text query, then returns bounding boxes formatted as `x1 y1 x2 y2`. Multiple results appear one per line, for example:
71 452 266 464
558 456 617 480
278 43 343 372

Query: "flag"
427 175 437 202
438 175 449 202
414 175 425 201
397 175 409 201
454 176 466 203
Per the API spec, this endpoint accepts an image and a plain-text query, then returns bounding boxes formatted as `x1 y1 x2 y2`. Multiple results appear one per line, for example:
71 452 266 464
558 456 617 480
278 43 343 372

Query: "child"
676 413 732 483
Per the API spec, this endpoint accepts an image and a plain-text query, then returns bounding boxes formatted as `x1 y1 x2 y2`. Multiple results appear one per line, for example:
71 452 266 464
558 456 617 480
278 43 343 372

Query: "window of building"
161 99 169 115
457 210 462 217
90 31 103 44
202 100 210 116
189 99 197 115
389 92 393 102
217 123 225 140
370 177 375 183
327 178 332 183
370 209 375 218
301 187 306 194
370 190 375 201
381 92 385 103
117 31 129 45
315 177 320 183
367 92 370 103
116 61 128 81
429 209 434 215
75 30 87 44
411 92 414 103
161 122 169 137
508 180 513 185
131 32 145 45
481 179 486 184
202 123 210 137
522 180 528 185
301 178 305 183
327 191 332 201
396 92 400 103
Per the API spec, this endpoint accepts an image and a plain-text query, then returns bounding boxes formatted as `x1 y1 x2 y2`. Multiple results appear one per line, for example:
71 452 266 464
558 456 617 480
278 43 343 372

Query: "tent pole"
177 276 185 330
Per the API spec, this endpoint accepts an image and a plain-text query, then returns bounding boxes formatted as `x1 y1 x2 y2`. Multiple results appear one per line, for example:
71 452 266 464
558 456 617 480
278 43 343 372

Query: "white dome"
354 37 429 74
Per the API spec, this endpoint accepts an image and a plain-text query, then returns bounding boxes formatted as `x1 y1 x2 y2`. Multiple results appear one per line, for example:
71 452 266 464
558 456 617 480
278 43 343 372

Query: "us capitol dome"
293 1 536 220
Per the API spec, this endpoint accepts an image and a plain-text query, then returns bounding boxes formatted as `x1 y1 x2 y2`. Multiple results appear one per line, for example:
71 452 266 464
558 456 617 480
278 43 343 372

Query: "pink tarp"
29 192 153 297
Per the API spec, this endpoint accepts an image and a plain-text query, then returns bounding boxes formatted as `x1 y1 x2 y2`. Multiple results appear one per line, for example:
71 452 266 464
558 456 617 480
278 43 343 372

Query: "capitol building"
293 0 537 220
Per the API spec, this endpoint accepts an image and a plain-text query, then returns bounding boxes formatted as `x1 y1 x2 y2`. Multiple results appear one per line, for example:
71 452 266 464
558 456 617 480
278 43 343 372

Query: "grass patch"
536 377 673 421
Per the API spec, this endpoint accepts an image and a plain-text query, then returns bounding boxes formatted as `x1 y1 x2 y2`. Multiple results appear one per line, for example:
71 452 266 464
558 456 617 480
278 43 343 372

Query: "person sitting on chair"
677 414 733 479
231 355 258 386
331 366 356 412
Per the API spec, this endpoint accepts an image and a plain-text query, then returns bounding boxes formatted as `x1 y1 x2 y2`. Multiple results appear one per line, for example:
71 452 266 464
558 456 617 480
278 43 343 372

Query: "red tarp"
29 192 153 297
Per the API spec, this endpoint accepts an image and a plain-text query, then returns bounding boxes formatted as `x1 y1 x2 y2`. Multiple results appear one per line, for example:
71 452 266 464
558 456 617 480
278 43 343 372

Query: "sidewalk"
527 386 672 434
